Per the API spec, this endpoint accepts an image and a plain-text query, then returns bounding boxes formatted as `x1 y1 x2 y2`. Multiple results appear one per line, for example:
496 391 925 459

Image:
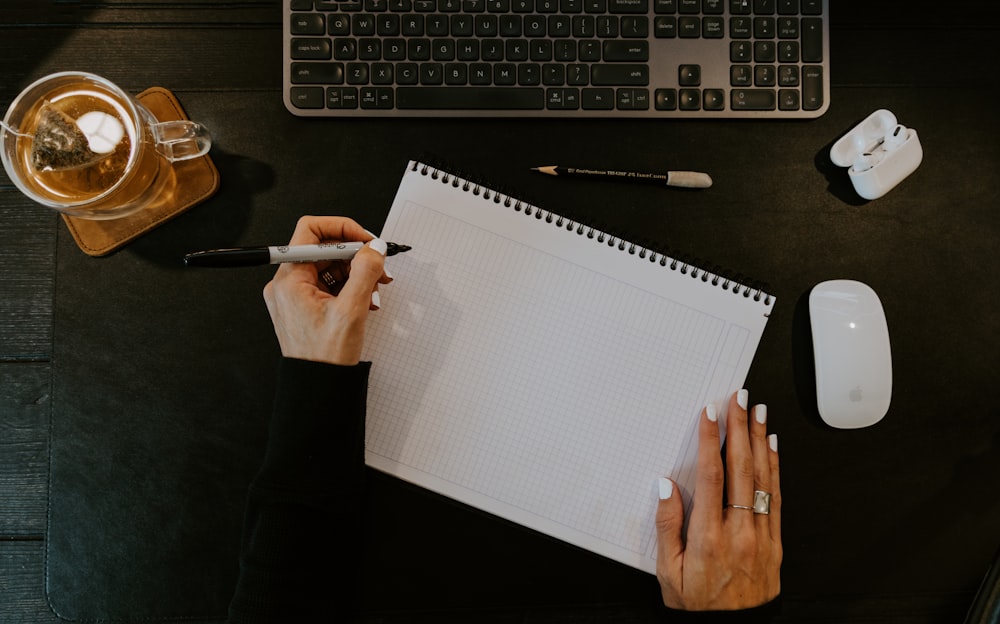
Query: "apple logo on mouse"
808 280 892 429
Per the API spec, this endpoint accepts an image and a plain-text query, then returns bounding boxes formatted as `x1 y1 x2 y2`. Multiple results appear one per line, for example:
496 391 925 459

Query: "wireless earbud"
830 110 923 200
881 124 908 151
852 152 881 173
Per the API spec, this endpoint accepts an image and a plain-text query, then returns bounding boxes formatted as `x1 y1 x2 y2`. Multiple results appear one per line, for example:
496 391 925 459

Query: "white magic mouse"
809 280 893 429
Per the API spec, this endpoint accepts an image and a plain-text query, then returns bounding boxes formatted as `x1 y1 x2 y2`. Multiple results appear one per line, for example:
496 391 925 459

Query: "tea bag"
29 103 123 172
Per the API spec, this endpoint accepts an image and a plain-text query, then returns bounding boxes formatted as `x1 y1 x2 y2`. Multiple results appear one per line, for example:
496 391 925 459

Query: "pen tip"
387 242 412 256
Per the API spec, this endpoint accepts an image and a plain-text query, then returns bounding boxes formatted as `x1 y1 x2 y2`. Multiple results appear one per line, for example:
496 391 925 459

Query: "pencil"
532 165 712 189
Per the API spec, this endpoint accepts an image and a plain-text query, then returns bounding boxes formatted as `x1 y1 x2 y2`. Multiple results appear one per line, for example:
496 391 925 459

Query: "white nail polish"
705 404 718 422
768 434 778 452
369 238 388 256
364 229 379 239
658 477 673 500
371 291 381 309
383 267 394 281
737 389 748 410
755 404 767 425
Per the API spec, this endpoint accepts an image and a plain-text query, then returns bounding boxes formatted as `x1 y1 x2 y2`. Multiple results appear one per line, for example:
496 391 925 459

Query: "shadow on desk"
126 147 275 268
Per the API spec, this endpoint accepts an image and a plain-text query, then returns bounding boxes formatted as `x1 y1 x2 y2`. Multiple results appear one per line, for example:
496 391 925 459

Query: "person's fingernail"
705 404 717 422
369 238 388 256
755 404 767 425
737 389 749 410
658 477 673 500
383 267 394 281
371 291 381 309
364 229 378 240
768 434 778 452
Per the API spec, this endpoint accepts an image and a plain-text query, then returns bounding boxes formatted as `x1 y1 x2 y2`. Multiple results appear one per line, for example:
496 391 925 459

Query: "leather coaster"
61 87 220 256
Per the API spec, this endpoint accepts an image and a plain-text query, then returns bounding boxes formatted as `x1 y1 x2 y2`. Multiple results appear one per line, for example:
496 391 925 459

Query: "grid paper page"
363 162 773 573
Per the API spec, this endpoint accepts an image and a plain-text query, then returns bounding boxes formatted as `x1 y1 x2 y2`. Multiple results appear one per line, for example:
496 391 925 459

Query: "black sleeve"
227 357 371 624
660 598 783 623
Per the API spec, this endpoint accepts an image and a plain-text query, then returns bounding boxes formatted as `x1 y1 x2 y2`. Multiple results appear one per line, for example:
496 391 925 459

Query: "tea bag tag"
76 111 124 154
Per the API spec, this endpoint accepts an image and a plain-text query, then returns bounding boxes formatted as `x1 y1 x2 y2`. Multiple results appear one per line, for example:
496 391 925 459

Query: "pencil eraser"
666 171 712 189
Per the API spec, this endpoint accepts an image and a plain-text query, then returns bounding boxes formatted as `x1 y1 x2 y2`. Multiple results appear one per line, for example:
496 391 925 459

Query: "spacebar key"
396 87 545 110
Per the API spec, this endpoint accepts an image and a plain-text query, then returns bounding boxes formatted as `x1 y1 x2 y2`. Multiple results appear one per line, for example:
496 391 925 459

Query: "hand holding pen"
260 216 396 366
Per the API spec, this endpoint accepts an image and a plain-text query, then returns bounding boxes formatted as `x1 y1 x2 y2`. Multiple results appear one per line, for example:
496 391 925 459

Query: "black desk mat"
47 223 276 621
44 89 1000 622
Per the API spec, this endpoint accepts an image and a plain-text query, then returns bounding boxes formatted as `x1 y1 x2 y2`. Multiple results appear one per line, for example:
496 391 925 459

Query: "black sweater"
226 358 780 623
228 357 370 623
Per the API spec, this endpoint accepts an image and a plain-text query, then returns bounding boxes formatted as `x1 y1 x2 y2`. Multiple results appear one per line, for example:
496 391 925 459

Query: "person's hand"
655 389 782 611
262 215 392 366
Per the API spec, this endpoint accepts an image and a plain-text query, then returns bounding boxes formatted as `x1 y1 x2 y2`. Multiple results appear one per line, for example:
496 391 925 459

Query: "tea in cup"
1 71 211 220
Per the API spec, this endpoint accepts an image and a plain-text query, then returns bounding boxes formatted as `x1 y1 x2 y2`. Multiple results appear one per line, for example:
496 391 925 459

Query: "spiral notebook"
363 160 774 573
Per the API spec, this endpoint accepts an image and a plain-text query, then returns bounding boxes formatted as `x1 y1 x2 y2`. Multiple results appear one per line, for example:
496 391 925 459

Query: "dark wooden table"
2 2 999 623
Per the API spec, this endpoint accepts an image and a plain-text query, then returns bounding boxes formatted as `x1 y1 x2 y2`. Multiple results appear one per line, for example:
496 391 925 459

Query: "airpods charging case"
830 109 923 200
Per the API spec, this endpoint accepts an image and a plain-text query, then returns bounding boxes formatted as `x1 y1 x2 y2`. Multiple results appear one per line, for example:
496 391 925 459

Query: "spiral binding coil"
412 161 773 306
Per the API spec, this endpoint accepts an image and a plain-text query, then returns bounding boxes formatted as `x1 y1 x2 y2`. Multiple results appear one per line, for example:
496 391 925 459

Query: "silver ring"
753 490 771 515
727 490 771 514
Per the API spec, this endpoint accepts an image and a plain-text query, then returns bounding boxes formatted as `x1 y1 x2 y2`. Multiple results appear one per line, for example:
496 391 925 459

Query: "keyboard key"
603 40 648 61
620 16 648 37
654 16 676 38
632 88 650 108
291 38 333 60
730 64 751 86
801 0 821 14
678 16 699 37
730 16 750 38
801 64 823 110
679 88 700 110
290 86 325 108
291 13 326 35
731 88 775 110
754 0 775 14
778 88 798 110
777 0 798 14
801 17 823 62
591 64 649 85
609 0 647 13
361 87 395 108
778 64 798 85
729 0 751 15
547 87 579 108
291 62 346 84
654 88 676 109
615 87 649 109
328 15 351 35
582 87 615 109
703 88 724 110
702 16 724 37
396 86 545 108
678 63 700 85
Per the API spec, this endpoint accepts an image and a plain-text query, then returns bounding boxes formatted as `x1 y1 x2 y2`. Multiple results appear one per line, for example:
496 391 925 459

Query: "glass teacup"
1 71 211 220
